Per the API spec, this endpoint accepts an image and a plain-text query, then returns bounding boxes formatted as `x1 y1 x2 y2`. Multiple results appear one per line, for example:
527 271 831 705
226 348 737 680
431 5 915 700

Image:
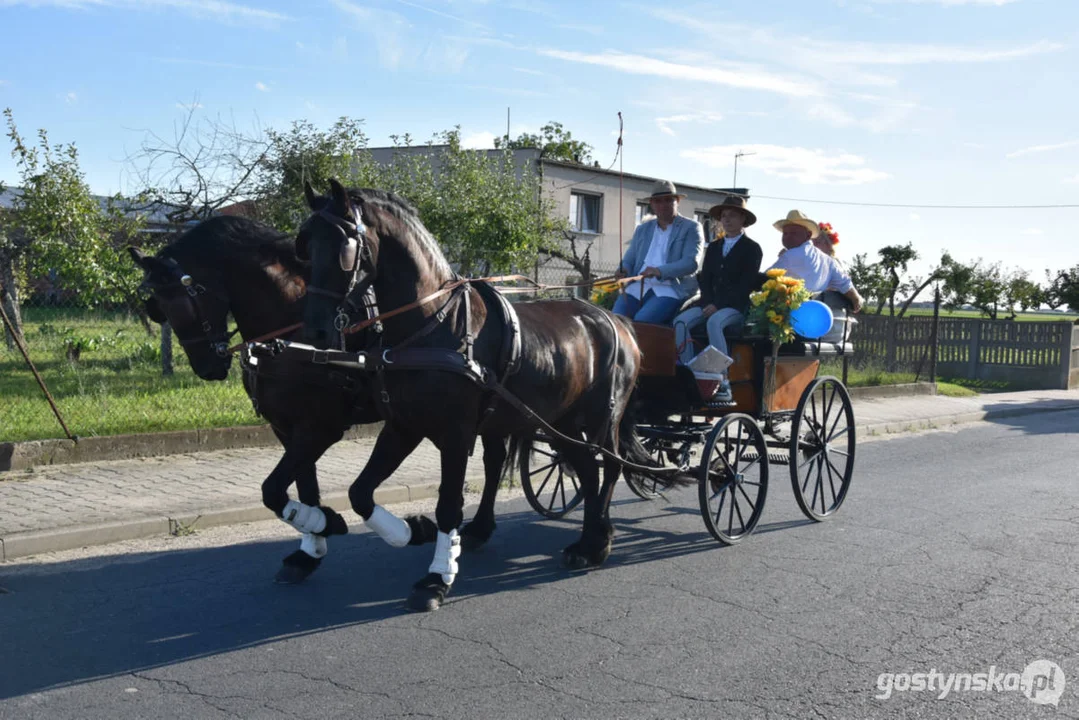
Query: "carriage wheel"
623 437 665 500
519 437 583 519
789 376 856 522
698 414 769 545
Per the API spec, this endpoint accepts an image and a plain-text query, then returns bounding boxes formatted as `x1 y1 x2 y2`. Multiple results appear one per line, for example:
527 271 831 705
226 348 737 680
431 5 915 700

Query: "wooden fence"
854 315 1078 389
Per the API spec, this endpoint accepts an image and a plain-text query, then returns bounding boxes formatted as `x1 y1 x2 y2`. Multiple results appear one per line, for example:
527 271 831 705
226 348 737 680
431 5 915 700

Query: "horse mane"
346 188 455 280
161 215 305 278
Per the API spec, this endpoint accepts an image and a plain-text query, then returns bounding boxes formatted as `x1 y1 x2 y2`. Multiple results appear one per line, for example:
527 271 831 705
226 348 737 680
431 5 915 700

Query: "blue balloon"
790 300 834 339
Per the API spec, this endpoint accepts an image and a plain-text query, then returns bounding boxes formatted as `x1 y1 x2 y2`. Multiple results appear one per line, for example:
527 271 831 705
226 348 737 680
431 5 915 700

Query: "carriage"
518 319 857 545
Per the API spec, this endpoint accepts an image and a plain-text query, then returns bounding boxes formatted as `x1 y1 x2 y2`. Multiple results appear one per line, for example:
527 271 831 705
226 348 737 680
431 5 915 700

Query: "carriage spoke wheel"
623 438 665 500
699 414 769 545
520 438 583 519
790 376 856 522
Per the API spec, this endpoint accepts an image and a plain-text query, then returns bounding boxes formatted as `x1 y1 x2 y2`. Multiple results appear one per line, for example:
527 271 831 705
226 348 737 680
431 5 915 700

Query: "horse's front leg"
460 434 505 551
263 428 349 584
408 440 470 612
349 424 437 548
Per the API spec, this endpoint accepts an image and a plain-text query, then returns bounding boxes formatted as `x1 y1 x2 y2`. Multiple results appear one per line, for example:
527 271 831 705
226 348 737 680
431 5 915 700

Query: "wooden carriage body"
631 322 852 421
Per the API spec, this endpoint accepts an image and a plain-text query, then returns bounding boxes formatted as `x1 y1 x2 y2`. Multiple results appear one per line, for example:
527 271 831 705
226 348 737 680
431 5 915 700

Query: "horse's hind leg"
349 424 438 547
556 440 607 570
460 434 504 551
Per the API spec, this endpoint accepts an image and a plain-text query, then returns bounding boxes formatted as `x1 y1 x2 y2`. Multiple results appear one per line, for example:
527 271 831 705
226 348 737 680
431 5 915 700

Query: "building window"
635 202 652 226
570 192 602 233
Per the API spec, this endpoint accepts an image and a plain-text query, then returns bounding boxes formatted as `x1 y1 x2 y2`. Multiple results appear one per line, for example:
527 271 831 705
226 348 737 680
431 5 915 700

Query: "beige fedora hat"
640 179 686 202
708 195 756 226
773 209 820 238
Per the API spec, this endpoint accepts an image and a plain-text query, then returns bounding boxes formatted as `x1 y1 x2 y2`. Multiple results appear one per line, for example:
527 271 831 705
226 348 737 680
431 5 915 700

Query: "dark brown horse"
129 216 396 583
297 179 690 611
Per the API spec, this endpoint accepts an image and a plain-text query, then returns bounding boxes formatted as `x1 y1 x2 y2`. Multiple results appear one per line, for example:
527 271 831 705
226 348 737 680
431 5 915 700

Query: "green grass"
902 308 1077 323
936 381 979 398
1 307 260 443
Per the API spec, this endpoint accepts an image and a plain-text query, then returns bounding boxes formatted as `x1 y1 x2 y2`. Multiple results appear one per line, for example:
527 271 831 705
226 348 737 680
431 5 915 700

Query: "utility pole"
733 150 756 188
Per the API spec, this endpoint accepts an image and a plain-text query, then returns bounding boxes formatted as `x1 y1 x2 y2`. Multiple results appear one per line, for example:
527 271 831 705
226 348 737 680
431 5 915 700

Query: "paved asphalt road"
1 410 1078 719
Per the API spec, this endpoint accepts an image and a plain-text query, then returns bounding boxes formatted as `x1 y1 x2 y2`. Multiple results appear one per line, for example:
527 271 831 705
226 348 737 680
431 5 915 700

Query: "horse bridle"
303 203 379 337
140 259 238 358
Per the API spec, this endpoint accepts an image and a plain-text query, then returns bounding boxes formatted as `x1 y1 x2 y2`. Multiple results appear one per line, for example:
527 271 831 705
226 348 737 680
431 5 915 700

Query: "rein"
340 272 643 336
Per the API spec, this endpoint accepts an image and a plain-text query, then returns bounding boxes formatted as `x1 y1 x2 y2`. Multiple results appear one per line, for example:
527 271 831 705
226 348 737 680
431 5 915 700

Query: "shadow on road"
983 400 1079 436
0 494 795 699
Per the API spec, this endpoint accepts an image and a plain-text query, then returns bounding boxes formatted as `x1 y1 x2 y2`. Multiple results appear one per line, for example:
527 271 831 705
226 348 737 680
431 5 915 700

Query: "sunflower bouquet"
746 268 812 346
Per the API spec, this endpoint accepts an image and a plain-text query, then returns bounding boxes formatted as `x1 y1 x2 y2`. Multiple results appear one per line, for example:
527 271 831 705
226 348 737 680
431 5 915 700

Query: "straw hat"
640 179 686 202
708 195 756 226
773 209 820 238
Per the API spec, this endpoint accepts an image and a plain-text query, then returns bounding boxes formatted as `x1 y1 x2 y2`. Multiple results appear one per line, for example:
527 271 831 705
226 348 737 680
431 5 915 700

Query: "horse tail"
617 386 696 490
502 432 530 484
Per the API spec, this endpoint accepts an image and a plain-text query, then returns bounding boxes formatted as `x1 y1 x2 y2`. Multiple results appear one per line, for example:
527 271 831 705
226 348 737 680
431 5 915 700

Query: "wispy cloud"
255 81 269 92
389 0 489 29
910 213 921 221
63 91 78 104
557 23 602 35
800 38 1061 65
1064 174 1079 184
1006 140 1079 158
874 0 1020 5
154 56 287 72
539 49 822 97
511 66 547 76
655 111 724 136
331 0 472 73
681 143 890 185
0 0 291 25
1020 228 1043 235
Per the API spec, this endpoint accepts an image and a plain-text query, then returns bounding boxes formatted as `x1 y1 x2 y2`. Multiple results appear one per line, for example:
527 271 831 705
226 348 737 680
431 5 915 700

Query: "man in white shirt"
768 210 863 312
612 180 705 325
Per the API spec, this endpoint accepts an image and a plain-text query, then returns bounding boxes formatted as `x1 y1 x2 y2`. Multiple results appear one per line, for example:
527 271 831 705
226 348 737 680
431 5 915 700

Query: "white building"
367 145 747 276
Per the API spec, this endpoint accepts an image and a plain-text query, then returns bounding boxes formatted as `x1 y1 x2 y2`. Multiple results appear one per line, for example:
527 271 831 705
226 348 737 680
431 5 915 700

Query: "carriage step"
741 450 790 465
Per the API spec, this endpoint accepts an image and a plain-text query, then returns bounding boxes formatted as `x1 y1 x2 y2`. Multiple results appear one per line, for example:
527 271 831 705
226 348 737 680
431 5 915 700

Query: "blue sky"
1 0 1077 280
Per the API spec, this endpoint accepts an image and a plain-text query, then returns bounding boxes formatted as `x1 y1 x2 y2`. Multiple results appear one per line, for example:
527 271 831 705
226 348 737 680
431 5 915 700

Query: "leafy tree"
254 117 378 234
848 252 888 313
495 121 593 165
384 128 565 275
1002 270 1042 318
2 109 150 344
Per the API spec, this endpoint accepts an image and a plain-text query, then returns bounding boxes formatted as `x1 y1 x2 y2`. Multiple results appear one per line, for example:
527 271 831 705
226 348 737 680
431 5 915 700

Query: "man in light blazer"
612 180 705 325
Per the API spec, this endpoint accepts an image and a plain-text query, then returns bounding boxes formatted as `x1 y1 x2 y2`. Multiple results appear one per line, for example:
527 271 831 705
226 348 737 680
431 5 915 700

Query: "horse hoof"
561 542 609 570
321 507 349 536
460 521 495 552
275 551 322 584
407 573 450 612
406 515 439 546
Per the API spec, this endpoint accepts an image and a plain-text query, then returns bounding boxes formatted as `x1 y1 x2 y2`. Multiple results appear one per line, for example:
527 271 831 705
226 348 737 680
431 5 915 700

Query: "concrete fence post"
967 320 982 380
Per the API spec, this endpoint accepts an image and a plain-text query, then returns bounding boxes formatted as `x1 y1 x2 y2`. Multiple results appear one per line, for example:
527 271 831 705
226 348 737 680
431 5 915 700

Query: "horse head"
128 244 234 381
296 178 377 349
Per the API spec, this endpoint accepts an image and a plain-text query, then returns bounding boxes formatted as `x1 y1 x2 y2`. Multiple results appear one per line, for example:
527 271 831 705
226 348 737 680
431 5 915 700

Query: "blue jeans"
673 306 744 365
612 290 683 325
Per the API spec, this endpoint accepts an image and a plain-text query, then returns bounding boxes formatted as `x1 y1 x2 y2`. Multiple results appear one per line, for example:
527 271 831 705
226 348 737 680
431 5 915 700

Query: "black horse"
297 179 690 611
129 215 392 583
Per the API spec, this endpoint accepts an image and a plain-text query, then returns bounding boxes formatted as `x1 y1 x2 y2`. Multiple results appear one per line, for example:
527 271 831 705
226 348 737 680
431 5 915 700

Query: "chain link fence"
1 292 258 443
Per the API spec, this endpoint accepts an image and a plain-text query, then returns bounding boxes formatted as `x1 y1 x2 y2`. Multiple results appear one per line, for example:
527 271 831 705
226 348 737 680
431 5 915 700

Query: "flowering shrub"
747 268 811 345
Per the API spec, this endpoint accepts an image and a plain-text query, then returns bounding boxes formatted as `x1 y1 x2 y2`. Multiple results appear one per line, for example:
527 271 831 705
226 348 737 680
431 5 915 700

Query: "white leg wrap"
366 505 412 548
429 530 461 585
300 533 328 559
282 500 327 535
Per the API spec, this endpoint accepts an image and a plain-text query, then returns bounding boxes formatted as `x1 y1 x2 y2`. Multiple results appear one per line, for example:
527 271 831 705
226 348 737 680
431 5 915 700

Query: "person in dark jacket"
673 195 763 399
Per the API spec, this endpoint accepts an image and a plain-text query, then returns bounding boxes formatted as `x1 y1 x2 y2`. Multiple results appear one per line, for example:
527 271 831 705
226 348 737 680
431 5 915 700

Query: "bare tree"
126 102 269 224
